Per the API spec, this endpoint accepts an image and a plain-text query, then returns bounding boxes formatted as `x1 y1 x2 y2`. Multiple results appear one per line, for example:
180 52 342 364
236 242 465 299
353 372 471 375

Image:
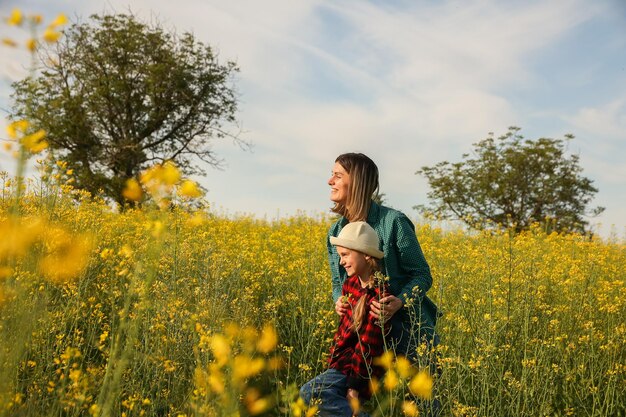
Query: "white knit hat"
330 221 384 259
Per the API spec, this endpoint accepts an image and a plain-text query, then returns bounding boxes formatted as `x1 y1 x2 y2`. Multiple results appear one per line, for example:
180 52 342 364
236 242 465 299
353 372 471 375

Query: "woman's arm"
392 213 432 305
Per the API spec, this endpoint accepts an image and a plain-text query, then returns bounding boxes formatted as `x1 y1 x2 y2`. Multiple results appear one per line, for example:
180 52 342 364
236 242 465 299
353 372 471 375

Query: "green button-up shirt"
327 201 438 336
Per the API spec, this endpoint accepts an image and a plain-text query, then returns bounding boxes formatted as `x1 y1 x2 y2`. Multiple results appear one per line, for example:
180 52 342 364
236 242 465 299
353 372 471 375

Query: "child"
300 221 390 417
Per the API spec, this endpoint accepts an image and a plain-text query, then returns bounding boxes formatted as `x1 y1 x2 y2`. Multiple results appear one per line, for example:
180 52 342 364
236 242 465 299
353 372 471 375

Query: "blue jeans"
299 369 369 417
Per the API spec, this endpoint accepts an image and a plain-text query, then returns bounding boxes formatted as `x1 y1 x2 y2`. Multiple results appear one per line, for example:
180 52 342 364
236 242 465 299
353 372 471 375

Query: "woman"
327 153 439 363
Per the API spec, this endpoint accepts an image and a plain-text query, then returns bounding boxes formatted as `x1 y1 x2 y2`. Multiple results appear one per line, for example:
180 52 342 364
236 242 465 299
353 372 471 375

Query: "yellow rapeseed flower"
50 13 68 27
267 355 284 371
224 322 241 339
246 394 268 413
0 266 12 279
402 400 419 417
161 161 181 185
396 356 414 379
123 178 143 201
290 397 314 417
374 350 394 370
383 370 399 391
21 129 48 153
30 14 43 25
178 179 202 198
409 369 433 400
69 368 82 384
193 367 208 390
119 245 133 258
43 28 62 43
7 9 23 26
2 38 18 47
241 326 259 352
0 217 44 260
6 120 29 139
232 355 265 383
139 162 180 203
60 346 82 361
89 404 100 416
209 334 230 366
369 378 380 394
244 388 272 415
150 220 164 238
208 371 225 394
256 324 278 354
26 38 37 52
39 228 93 284
139 165 158 185
163 359 176 372
186 212 206 227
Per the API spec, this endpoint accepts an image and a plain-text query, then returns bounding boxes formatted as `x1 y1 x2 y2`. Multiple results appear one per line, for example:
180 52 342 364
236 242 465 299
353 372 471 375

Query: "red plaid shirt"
328 274 390 397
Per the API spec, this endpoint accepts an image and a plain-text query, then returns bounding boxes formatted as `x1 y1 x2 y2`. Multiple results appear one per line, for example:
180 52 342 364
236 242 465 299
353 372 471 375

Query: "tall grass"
1 174 624 416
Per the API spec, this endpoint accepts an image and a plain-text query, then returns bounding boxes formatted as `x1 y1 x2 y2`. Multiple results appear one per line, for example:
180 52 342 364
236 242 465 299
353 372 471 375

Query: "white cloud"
560 99 626 185
568 99 626 141
321 0 601 90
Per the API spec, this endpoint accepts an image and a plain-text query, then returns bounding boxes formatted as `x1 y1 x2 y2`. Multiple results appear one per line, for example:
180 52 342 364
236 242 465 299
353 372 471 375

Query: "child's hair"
352 256 381 333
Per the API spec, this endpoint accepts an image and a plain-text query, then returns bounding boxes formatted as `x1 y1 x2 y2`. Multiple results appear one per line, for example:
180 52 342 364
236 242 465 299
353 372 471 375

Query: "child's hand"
347 388 360 415
335 296 348 316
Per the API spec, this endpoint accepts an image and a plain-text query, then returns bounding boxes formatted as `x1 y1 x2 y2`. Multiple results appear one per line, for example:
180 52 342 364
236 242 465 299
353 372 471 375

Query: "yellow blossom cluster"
367 351 435 416
2 8 68 52
372 351 434 399
122 161 203 206
0 215 92 286
191 322 281 415
5 119 47 154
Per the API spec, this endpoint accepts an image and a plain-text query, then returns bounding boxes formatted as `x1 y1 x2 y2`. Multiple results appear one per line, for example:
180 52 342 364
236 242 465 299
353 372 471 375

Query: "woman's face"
328 162 350 204
336 246 370 278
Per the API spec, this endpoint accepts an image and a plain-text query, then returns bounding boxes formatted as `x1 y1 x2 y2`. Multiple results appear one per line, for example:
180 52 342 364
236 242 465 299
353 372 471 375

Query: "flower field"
1 171 625 417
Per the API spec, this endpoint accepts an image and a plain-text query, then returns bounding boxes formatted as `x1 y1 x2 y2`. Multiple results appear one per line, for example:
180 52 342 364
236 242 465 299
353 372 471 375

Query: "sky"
1 0 626 239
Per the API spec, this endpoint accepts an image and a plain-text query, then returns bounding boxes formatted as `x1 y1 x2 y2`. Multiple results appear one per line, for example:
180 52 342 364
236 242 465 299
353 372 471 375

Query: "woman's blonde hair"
352 256 381 333
332 153 379 222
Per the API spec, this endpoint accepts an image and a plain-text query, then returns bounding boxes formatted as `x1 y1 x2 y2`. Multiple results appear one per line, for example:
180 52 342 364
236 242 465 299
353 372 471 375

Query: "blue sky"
2 0 625 238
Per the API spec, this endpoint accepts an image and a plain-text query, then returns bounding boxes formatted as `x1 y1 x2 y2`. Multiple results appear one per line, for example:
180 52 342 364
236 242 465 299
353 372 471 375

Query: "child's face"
337 246 370 278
